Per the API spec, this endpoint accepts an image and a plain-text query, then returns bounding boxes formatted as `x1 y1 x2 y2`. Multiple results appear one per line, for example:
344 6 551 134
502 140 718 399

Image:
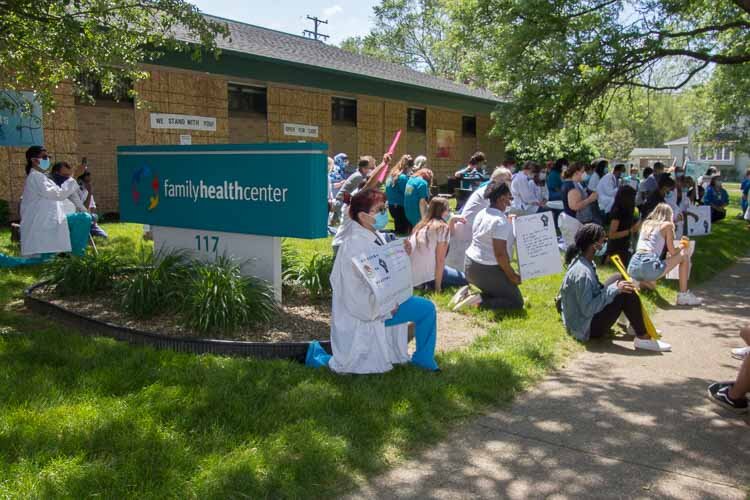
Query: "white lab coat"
596 173 619 213
329 221 409 374
20 170 86 256
510 172 538 215
445 184 489 271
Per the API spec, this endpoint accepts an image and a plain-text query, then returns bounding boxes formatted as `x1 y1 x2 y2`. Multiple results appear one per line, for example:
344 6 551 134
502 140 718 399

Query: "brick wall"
229 113 267 143
267 86 332 152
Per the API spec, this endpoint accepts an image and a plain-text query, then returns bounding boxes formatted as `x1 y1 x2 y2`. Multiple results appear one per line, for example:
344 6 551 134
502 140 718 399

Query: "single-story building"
628 148 673 169
0 16 505 217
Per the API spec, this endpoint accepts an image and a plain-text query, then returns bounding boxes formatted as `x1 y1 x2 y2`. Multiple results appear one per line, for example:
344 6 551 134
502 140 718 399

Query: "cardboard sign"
352 239 413 317
514 212 563 281
686 206 711 236
667 240 695 280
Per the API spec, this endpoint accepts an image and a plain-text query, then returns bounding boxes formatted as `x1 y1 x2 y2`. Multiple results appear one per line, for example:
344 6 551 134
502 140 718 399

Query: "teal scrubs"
404 177 429 226
385 173 408 206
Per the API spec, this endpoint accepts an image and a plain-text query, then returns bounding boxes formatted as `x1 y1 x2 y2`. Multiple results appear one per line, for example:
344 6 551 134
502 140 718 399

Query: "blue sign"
117 143 329 239
0 91 44 146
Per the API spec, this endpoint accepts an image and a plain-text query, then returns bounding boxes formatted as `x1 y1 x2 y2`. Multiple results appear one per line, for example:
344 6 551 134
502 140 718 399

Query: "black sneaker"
707 383 749 414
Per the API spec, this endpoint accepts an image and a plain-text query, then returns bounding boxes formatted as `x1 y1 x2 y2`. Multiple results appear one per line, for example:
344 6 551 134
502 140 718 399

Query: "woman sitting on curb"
559 223 671 352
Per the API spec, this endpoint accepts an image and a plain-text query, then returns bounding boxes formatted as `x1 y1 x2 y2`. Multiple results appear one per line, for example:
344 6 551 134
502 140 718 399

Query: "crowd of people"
315 150 748 415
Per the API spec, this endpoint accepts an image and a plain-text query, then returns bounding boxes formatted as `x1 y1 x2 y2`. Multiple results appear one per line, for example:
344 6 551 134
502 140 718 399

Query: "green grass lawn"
1 190 749 498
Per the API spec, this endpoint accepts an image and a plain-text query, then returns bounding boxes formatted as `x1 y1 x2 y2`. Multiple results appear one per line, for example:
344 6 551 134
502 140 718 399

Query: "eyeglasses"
370 205 388 216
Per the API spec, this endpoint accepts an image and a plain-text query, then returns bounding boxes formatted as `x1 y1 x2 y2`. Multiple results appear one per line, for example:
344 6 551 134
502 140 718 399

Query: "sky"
188 0 379 45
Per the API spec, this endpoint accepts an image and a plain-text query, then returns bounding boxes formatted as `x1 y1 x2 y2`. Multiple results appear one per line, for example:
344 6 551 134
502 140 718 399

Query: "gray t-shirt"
336 171 364 201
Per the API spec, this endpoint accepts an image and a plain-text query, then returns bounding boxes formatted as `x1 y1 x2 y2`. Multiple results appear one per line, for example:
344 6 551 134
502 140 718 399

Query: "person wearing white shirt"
453 181 523 311
596 163 625 215
510 161 544 215
77 171 108 239
587 159 608 192
445 166 512 272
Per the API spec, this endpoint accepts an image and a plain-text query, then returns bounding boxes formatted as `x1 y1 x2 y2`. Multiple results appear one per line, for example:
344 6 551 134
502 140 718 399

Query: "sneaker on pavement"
707 382 749 414
449 285 471 308
731 346 750 360
634 337 672 352
676 290 703 306
453 293 482 312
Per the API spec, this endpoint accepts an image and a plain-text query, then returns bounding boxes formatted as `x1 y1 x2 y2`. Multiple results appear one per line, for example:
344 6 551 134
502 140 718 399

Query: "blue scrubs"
404 177 430 226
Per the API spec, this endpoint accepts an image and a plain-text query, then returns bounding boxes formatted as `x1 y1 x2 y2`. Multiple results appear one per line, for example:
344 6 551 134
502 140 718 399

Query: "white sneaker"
634 337 672 352
676 291 703 306
731 346 750 360
449 285 471 307
453 293 482 312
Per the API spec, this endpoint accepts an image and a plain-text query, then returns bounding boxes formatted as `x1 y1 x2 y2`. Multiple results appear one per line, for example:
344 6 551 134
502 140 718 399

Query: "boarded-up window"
407 108 426 132
228 84 267 115
462 116 477 137
332 97 357 125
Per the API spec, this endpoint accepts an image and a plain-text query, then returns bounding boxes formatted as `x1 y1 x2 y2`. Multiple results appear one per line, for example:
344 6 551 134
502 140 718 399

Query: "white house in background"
628 148 673 169
664 130 749 181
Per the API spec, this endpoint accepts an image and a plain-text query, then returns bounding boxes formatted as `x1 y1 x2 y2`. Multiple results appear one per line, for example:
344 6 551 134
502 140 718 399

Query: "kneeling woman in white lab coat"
20 146 87 257
307 189 440 374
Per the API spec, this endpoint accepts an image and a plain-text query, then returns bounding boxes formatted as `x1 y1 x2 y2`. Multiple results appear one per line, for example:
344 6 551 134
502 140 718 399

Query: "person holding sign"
559 224 671 351
627 203 702 306
702 175 729 223
316 189 440 374
454 181 523 311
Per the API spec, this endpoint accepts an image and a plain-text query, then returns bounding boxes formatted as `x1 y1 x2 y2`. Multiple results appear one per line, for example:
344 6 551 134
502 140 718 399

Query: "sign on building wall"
150 113 217 131
436 129 455 159
283 123 319 138
0 90 44 147
117 143 328 239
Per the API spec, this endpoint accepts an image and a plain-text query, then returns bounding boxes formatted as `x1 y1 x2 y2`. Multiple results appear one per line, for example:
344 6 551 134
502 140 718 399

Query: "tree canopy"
449 0 750 145
0 0 227 111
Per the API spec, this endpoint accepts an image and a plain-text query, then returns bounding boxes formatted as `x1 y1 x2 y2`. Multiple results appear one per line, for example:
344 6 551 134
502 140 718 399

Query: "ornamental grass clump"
182 257 277 334
117 250 191 318
294 252 334 299
46 252 120 296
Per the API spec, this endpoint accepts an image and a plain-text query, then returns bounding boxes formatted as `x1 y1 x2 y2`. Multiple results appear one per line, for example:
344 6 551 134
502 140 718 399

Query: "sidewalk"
350 256 750 499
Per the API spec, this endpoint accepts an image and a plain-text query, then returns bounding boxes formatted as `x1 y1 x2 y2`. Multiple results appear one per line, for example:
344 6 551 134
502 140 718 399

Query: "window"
462 116 477 137
332 97 357 125
228 83 267 115
699 144 733 161
75 75 133 106
407 108 426 132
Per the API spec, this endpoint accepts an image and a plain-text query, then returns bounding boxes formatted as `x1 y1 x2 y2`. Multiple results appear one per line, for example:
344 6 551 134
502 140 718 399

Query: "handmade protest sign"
686 206 711 236
514 212 563 281
667 240 695 280
352 239 413 317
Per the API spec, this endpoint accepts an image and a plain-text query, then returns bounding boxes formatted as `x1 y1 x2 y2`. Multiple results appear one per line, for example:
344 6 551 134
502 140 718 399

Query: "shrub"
281 239 302 284
46 252 120 296
182 257 277 334
117 250 191 318
295 253 334 299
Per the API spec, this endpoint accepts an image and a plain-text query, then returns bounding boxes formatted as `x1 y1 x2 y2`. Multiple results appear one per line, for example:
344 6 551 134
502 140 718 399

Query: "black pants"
465 257 524 310
589 291 648 339
710 207 726 223
389 204 411 235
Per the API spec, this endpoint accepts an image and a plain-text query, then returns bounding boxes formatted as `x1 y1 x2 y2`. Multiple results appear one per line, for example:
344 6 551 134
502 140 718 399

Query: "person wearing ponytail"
19 146 89 257
559 223 672 352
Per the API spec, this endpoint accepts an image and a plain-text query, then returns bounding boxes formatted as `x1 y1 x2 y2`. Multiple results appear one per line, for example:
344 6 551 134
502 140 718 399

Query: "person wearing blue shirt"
703 176 729 222
740 168 750 216
385 154 414 234
546 158 566 201
404 169 433 227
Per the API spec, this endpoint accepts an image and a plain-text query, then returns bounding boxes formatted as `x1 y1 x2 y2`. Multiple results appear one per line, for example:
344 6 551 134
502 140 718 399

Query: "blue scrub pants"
306 296 439 371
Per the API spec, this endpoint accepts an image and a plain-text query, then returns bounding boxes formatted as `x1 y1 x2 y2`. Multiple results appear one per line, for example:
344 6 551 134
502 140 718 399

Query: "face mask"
370 210 389 230
38 158 50 171
676 172 685 178
539 173 546 181
442 212 451 223
595 241 607 257
583 174 591 182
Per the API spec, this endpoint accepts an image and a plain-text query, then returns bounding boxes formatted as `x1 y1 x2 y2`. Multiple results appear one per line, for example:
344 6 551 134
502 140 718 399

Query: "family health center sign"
117 143 328 239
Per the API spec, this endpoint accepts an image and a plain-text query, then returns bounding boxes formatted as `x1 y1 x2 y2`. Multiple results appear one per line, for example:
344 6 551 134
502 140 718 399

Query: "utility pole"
303 15 329 42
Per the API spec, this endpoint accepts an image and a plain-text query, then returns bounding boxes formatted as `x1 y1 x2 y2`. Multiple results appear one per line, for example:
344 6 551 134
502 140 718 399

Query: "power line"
303 15 329 42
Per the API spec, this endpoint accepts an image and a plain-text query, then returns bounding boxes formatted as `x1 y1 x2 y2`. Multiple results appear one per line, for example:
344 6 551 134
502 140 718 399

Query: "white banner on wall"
150 113 217 131
283 123 319 138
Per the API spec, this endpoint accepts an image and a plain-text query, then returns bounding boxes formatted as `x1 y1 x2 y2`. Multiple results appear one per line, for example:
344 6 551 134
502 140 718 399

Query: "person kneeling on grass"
452 181 522 311
560 223 672 352
707 326 750 414
409 197 468 293
307 189 439 374
627 203 702 306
